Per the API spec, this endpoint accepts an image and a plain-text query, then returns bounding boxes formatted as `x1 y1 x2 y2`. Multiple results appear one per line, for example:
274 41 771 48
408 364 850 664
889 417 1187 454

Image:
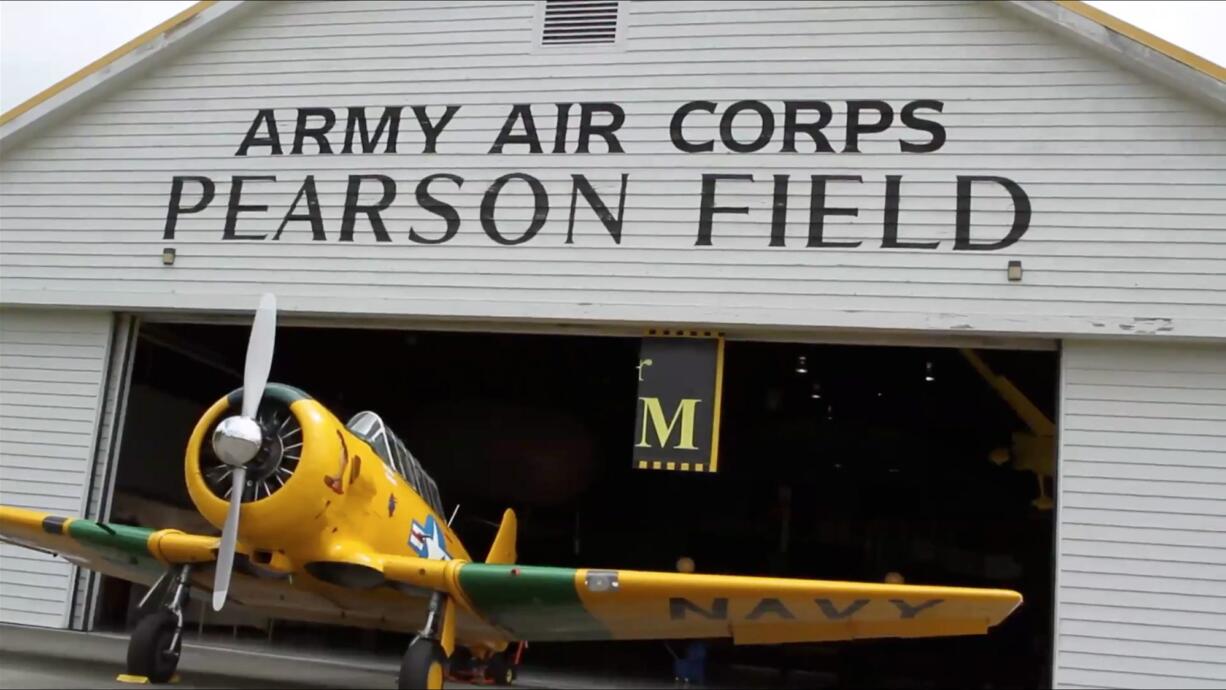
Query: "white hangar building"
0 1 1223 688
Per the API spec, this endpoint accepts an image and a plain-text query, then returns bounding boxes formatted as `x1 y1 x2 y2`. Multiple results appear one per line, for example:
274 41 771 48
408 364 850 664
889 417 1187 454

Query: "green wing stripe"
67 519 162 571
457 564 610 641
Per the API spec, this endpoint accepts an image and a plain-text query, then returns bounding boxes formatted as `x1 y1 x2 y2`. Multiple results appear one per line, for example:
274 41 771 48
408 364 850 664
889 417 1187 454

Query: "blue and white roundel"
408 515 451 561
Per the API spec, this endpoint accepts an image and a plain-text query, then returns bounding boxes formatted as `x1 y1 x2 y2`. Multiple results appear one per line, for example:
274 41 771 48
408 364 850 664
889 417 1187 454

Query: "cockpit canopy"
345 411 444 516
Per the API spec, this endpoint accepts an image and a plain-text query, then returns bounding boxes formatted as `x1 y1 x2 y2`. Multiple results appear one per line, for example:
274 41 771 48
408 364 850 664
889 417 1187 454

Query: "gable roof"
1056 0 1223 80
1006 1 1225 110
0 0 247 143
1 0 1222 141
0 0 217 128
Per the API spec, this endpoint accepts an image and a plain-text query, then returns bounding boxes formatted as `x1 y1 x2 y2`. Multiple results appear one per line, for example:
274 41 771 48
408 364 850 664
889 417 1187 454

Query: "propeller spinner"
208 293 277 611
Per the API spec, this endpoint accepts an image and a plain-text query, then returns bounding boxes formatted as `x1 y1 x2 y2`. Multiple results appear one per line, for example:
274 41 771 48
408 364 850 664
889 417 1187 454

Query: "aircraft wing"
4 504 1021 646
381 560 1023 645
0 506 218 588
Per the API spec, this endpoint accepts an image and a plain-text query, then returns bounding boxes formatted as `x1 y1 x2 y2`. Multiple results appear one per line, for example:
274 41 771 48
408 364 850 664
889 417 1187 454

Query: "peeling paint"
1130 317 1177 335
1087 318 1180 335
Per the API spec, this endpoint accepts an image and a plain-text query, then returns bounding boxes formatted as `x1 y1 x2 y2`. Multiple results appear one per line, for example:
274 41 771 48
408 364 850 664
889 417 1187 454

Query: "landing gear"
125 565 191 683
399 592 523 689
399 637 446 690
399 591 455 690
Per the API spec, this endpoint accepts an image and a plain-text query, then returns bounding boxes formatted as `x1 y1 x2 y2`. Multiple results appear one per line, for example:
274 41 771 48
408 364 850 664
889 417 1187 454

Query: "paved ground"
0 625 397 689
0 624 700 689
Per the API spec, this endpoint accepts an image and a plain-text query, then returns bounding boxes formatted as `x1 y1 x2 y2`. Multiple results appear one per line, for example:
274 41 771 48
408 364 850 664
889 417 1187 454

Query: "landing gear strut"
125 564 192 683
399 591 522 689
399 591 454 690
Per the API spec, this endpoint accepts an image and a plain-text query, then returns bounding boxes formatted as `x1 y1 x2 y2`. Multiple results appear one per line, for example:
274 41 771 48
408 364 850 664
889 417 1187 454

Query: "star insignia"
408 515 451 561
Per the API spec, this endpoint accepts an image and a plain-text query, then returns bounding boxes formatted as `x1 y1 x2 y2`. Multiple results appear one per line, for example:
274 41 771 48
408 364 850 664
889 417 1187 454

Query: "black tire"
485 652 516 686
399 637 446 690
125 609 181 684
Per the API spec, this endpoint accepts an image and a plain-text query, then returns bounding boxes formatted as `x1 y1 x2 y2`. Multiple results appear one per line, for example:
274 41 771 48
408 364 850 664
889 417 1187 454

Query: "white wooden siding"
1056 340 1226 689
0 308 112 628
0 0 1223 339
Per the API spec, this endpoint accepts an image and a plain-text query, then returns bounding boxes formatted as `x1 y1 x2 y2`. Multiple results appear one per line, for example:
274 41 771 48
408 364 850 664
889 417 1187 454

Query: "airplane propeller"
208 293 277 611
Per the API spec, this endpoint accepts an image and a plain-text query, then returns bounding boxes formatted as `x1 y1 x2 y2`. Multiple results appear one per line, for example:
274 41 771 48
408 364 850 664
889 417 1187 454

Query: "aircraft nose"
212 415 263 466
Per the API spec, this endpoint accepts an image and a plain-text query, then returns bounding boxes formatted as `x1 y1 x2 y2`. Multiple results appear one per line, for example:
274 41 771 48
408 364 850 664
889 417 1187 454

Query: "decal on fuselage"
409 514 451 561
324 430 350 494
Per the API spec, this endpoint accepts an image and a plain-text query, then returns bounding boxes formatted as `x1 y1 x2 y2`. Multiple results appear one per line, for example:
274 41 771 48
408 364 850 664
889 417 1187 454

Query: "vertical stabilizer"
485 508 518 564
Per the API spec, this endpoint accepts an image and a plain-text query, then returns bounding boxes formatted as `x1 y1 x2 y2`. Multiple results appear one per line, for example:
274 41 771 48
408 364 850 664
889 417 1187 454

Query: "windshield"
346 411 393 463
345 411 444 515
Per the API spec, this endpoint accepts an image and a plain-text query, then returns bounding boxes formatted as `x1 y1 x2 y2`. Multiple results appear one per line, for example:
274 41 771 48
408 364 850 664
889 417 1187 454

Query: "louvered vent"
541 0 621 46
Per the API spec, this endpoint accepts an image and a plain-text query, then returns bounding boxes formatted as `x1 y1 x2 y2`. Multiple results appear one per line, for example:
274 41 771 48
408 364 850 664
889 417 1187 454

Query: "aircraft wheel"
126 609 181 683
399 637 446 690
484 652 516 686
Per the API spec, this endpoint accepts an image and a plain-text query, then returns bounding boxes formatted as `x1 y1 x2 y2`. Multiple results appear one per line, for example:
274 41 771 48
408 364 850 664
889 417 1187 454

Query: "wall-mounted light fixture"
1007 260 1023 282
161 247 176 265
795 355 808 375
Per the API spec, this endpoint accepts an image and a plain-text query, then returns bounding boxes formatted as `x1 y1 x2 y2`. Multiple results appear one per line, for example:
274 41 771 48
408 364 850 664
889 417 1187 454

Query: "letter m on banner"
632 330 725 473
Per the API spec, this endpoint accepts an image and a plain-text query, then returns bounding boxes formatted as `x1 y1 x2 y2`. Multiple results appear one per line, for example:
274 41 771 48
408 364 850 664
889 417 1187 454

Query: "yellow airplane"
0 294 1023 689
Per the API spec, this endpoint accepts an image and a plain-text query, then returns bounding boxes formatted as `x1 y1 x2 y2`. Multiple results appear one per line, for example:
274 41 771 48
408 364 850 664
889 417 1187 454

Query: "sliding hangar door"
12 311 1063 687
5 309 1222 688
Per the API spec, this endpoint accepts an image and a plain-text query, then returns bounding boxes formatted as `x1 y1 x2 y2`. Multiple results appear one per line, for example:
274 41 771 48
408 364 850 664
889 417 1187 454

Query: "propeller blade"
241 293 277 419
212 466 246 611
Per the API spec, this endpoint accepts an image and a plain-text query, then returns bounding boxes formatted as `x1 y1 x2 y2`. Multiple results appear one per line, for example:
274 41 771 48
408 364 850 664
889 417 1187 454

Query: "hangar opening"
95 321 1057 688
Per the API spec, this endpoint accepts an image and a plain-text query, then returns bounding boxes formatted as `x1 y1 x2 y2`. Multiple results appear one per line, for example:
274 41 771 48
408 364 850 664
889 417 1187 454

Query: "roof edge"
0 1 217 128
0 0 1221 138
1057 0 1225 83
1006 0 1225 113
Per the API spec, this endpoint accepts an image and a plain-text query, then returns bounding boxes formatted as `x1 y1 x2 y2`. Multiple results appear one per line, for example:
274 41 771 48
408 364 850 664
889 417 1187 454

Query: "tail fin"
485 508 517 565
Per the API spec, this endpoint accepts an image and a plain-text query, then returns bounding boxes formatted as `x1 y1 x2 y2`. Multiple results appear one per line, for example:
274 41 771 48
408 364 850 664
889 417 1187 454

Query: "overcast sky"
1 0 1224 114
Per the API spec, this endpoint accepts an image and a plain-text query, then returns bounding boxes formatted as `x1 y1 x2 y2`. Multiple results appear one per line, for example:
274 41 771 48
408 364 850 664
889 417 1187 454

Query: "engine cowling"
184 383 338 551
